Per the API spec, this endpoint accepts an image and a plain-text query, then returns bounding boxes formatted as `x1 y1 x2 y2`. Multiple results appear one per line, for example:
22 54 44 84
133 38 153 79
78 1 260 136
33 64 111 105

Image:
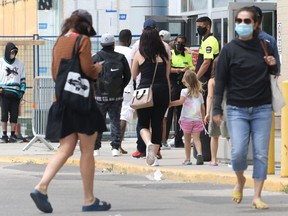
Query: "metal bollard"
281 80 288 177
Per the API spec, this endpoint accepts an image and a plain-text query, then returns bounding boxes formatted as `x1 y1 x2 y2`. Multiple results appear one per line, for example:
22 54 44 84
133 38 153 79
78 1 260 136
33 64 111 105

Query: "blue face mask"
235 23 253 38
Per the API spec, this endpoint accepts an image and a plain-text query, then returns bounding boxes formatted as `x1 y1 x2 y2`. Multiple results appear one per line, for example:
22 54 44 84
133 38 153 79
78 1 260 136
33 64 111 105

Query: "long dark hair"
210 56 219 79
139 29 168 62
61 15 91 36
235 6 260 36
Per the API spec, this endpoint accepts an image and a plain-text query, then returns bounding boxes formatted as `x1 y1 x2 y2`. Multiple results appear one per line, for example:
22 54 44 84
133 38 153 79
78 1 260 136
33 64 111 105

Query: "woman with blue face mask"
213 6 277 210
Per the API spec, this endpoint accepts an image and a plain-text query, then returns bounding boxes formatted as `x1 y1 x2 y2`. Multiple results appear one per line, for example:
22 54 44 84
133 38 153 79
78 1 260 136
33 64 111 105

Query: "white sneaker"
167 138 175 147
151 158 159 167
112 149 120 157
146 143 155 165
228 161 232 168
94 150 100 156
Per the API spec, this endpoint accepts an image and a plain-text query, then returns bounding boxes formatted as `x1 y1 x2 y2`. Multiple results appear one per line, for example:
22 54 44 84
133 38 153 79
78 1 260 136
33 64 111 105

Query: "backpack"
93 50 125 98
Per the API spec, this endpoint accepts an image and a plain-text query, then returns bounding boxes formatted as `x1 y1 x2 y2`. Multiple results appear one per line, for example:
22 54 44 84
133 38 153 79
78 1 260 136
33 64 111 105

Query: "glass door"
211 11 228 49
228 2 277 42
145 15 195 46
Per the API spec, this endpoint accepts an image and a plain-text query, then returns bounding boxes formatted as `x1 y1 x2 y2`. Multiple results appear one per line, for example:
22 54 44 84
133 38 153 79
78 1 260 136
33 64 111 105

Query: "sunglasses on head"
235 18 252 24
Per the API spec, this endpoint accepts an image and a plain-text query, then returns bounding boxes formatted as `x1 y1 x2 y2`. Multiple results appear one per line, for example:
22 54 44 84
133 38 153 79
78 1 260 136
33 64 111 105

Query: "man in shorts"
0 42 26 143
114 29 134 154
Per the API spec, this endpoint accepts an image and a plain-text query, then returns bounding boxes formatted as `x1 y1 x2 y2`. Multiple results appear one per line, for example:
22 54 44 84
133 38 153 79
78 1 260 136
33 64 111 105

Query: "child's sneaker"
182 160 192 165
196 155 204 165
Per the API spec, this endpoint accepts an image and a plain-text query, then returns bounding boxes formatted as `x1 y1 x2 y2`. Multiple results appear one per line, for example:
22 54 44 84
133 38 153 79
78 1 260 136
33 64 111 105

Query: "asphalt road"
1 162 288 216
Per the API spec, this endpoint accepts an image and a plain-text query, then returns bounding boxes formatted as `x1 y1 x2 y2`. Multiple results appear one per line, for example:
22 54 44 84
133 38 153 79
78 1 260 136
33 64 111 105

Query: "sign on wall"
277 21 282 63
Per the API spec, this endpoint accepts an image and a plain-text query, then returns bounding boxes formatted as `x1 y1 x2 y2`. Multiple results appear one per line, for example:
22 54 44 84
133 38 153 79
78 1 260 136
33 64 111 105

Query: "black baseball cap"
71 9 97 36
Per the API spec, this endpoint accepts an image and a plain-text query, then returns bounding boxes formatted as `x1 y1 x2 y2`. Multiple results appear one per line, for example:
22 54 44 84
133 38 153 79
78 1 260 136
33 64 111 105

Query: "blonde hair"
182 70 203 97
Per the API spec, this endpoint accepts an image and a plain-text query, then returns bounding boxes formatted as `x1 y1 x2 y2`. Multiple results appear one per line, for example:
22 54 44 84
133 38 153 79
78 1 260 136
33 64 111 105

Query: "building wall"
0 0 37 36
277 0 288 82
60 0 168 36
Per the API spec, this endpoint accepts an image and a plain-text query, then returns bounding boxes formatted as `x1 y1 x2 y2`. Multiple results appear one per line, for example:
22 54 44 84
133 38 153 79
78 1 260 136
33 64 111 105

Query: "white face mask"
10 54 15 59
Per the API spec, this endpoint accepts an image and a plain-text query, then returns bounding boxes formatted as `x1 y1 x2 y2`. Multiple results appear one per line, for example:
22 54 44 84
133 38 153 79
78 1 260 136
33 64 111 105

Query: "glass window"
262 12 273 36
213 0 233 8
223 18 228 45
212 18 228 49
181 0 188 12
213 19 221 45
189 0 207 11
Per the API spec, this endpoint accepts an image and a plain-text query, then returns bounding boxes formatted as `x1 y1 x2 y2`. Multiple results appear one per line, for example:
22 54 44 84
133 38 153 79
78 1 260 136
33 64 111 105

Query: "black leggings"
136 84 169 144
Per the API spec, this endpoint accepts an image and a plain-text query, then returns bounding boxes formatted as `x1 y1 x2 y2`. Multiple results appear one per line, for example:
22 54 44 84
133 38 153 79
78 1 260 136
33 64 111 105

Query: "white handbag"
270 75 286 113
130 62 158 110
260 40 286 113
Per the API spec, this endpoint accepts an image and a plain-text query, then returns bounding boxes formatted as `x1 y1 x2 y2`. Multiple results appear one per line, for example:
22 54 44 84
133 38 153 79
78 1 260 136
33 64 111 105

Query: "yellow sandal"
252 200 269 209
232 190 243 204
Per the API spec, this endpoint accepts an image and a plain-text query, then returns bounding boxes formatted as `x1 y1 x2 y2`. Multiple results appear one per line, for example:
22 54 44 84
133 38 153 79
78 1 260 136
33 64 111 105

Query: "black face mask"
176 43 185 52
197 26 207 36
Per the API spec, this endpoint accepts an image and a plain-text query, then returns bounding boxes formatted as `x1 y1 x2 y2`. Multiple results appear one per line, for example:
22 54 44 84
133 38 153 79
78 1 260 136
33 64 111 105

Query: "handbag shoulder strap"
260 39 268 57
151 60 159 86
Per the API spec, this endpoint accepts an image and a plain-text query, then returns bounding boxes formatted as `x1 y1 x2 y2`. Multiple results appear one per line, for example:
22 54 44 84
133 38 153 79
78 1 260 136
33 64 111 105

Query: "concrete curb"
1 156 287 193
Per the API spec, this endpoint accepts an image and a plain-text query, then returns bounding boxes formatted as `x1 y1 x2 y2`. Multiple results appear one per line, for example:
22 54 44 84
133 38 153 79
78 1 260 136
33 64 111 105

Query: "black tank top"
138 59 168 89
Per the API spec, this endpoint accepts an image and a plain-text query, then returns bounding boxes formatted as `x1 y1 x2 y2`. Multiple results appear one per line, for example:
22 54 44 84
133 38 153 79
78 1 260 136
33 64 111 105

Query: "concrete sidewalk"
0 138 287 192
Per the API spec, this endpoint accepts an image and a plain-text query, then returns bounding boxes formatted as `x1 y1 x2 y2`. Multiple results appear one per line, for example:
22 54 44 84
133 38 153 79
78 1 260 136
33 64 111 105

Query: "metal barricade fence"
23 76 55 151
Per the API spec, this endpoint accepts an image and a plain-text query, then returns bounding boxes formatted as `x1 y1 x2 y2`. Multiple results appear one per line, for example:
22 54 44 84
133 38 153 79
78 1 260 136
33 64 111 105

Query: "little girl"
170 70 205 165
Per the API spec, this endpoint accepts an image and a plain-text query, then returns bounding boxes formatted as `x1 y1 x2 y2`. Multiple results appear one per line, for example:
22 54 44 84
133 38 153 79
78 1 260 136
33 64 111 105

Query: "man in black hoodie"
92 33 131 157
0 42 26 143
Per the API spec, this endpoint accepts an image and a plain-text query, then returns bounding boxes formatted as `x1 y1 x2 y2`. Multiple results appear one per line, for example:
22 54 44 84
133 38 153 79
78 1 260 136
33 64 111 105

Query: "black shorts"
1 91 20 123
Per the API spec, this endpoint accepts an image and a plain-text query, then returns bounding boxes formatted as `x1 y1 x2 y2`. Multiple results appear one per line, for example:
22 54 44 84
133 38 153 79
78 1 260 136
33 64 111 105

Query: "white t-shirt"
114 45 134 110
0 57 25 87
114 45 132 68
180 88 204 121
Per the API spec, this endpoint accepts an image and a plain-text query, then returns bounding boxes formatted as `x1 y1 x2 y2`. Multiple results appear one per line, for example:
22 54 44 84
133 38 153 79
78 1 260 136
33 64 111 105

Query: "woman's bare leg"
210 136 219 164
78 132 97 206
34 133 78 194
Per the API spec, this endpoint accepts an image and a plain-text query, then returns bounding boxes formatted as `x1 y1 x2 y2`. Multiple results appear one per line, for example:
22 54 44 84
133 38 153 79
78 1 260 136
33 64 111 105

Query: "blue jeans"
226 104 272 180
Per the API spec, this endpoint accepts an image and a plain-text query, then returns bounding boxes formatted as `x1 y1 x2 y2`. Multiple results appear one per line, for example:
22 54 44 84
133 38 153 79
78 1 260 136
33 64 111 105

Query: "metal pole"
267 112 275 174
33 34 39 78
281 80 288 177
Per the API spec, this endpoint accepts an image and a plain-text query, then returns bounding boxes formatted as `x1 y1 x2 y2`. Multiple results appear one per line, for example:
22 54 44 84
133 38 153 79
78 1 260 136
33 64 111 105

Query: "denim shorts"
226 104 272 180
